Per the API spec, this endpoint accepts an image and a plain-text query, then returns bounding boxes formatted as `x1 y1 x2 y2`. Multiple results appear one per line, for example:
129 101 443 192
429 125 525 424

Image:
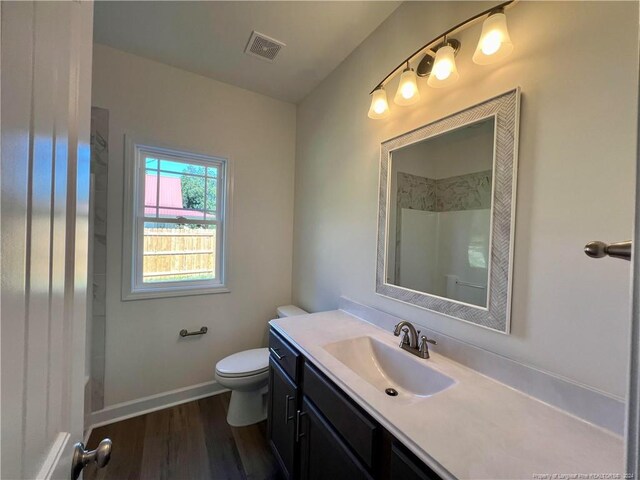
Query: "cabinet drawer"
269 329 300 382
303 362 378 469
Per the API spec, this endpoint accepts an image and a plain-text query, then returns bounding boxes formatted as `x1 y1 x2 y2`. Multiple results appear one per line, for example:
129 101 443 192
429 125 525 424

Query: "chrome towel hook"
584 240 632 261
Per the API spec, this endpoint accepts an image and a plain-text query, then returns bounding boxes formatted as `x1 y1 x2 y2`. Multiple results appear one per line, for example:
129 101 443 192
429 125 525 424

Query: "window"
122 138 230 299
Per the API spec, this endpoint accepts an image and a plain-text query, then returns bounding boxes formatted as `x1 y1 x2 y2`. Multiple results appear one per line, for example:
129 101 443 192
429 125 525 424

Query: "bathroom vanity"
267 309 623 480
268 327 438 480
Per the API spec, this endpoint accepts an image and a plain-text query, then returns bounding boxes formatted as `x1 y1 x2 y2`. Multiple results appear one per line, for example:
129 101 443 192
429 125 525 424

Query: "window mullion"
217 163 223 222
204 168 209 218
142 217 216 226
155 160 160 219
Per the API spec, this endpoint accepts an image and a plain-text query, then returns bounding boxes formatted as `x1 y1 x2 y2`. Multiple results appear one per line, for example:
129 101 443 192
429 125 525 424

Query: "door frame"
626 15 640 474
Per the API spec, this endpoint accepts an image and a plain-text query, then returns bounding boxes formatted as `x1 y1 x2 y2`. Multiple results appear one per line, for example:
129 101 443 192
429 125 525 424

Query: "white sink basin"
323 336 455 398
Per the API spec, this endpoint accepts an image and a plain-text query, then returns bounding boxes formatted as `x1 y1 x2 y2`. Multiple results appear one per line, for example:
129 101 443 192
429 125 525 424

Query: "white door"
1 1 97 479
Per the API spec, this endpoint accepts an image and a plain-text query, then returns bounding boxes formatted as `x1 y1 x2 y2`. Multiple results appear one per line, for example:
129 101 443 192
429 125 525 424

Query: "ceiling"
93 1 401 104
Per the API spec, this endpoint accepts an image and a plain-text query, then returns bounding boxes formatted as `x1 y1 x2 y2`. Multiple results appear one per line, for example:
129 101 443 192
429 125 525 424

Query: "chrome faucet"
393 321 437 359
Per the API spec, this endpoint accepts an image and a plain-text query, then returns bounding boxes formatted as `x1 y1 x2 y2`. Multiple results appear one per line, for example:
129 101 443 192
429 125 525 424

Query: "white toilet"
215 305 307 427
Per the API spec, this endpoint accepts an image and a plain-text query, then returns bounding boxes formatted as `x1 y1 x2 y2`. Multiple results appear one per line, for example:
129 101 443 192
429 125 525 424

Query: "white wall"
92 44 296 406
392 118 495 179
293 1 638 398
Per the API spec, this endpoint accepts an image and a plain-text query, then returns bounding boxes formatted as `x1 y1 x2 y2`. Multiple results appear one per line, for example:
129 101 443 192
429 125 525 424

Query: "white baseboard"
86 380 228 430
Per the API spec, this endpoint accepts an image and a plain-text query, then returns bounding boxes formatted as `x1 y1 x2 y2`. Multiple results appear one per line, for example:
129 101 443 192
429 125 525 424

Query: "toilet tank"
276 305 308 318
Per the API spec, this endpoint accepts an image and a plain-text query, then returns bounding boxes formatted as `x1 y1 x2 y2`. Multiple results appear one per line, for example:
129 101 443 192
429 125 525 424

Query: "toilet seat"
215 347 269 378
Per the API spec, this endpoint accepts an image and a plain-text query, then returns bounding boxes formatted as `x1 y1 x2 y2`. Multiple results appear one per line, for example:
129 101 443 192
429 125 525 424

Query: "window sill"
122 285 230 301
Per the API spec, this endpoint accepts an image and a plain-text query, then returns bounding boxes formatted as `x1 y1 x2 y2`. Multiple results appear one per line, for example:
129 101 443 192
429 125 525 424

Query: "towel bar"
456 279 486 289
179 326 208 337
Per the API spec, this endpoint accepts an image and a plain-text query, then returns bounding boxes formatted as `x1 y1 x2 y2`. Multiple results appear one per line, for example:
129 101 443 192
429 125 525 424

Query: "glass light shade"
368 88 390 119
427 45 459 88
394 68 420 106
473 12 513 65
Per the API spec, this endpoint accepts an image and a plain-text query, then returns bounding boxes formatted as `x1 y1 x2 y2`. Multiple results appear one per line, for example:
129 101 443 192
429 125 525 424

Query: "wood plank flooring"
84 392 280 480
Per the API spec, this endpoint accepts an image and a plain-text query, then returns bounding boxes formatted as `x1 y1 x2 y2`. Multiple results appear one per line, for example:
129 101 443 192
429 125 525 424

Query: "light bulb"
368 87 390 119
473 11 513 65
481 31 502 55
427 44 459 88
401 82 415 99
394 66 420 106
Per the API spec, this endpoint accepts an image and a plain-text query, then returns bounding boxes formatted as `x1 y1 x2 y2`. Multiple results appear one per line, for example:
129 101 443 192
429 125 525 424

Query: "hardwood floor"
85 392 280 480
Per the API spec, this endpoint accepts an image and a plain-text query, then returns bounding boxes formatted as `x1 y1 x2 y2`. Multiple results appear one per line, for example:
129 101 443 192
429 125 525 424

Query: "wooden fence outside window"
143 228 216 282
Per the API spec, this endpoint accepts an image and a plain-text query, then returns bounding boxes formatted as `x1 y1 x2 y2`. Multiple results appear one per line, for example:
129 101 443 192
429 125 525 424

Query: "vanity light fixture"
368 86 390 119
472 9 513 65
367 0 516 119
427 38 460 88
394 62 420 106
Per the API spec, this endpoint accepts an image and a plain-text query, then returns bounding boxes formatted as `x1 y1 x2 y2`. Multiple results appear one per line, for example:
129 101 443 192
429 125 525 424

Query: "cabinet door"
299 398 373 480
390 442 441 480
268 359 298 479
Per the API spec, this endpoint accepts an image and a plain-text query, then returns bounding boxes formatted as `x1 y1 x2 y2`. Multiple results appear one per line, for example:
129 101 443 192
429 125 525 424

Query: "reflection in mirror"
386 118 495 307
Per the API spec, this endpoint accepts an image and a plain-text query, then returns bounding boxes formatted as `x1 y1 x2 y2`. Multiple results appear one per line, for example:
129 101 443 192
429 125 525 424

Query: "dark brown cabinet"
390 442 440 480
269 329 300 381
298 398 373 480
267 358 298 479
302 362 378 469
267 327 442 480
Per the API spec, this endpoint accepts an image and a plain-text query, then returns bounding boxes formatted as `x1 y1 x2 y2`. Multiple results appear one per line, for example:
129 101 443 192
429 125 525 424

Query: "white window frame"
122 135 232 300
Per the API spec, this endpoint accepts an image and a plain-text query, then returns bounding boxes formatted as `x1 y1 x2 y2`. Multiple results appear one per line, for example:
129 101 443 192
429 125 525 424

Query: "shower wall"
395 169 492 304
89 106 109 412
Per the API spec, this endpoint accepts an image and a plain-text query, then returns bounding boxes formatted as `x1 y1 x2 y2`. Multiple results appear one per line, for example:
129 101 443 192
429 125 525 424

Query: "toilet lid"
216 347 269 377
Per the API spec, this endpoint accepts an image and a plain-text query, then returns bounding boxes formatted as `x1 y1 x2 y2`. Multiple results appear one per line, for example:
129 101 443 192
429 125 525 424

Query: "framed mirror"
376 89 520 333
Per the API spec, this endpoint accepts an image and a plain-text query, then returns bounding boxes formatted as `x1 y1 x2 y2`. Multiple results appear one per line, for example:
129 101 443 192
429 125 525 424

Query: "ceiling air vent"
244 31 286 62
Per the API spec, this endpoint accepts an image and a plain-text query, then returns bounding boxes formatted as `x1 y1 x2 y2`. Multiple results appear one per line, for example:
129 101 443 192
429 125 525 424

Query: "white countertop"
269 310 624 480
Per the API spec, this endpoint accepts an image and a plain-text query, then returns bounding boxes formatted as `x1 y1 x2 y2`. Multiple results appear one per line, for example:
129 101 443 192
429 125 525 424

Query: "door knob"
71 438 112 480
584 240 632 261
